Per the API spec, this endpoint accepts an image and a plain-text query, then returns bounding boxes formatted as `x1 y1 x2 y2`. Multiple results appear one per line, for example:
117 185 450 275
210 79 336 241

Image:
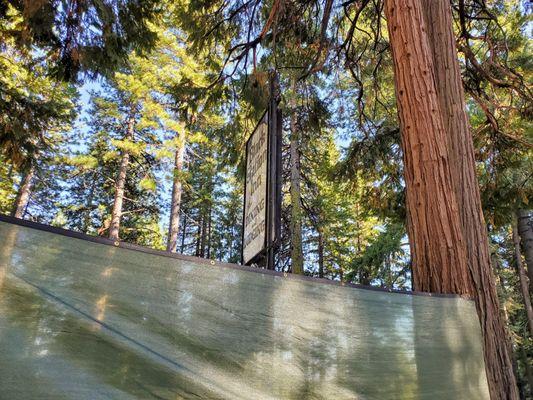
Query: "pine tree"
0 0 161 81
0 156 16 214
64 88 163 247
0 5 77 177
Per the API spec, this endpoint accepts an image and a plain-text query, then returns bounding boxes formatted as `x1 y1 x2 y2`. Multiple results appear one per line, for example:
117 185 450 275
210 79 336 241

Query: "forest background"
0 0 531 397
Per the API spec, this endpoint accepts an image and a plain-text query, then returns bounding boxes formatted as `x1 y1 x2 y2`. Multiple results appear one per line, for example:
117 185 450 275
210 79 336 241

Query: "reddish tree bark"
385 0 519 398
384 0 472 294
422 2 519 398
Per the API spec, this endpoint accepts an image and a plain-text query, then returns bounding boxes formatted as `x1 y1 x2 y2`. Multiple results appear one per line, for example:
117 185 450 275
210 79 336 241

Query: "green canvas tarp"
0 216 490 399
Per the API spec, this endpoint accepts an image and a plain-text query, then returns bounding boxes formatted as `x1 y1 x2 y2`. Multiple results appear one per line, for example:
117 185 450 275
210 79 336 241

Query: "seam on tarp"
9 271 195 374
0 214 473 300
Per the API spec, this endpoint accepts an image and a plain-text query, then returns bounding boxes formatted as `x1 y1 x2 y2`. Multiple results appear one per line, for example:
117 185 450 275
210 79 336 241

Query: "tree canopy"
0 0 531 397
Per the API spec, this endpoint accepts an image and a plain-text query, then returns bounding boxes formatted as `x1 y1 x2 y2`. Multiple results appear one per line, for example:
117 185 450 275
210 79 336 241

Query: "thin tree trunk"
195 214 202 257
166 133 186 252
12 165 35 219
517 209 533 294
318 227 324 278
109 116 134 241
289 78 304 274
82 171 97 233
521 347 533 399
200 208 208 258
492 253 526 398
206 175 214 259
492 253 510 324
206 205 212 259
512 218 533 336
385 0 518 398
180 214 187 254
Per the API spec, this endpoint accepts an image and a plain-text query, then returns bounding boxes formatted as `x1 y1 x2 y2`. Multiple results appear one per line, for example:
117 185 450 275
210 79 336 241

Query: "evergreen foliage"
0 0 161 81
0 0 531 394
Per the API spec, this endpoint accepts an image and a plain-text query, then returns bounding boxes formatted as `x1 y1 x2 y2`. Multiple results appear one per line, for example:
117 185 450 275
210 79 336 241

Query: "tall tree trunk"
195 214 202 257
82 171 97 233
11 165 35 219
317 227 324 278
166 133 186 252
289 78 304 274
422 2 520 397
517 209 533 294
492 253 510 324
512 218 533 336
384 0 472 293
385 0 519 398
521 347 533 399
206 175 214 259
199 208 208 258
206 205 212 259
109 116 134 241
180 214 187 254
492 253 527 398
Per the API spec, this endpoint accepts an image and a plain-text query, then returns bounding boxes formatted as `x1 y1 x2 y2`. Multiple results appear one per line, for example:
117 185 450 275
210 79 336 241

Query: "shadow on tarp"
0 219 490 399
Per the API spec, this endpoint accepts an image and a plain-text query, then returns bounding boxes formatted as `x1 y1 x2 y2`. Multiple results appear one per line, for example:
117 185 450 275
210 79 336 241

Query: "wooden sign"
242 75 282 268
242 113 269 264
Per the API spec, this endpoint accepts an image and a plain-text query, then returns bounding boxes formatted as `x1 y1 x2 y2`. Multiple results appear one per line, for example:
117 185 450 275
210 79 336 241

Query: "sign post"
242 73 281 269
